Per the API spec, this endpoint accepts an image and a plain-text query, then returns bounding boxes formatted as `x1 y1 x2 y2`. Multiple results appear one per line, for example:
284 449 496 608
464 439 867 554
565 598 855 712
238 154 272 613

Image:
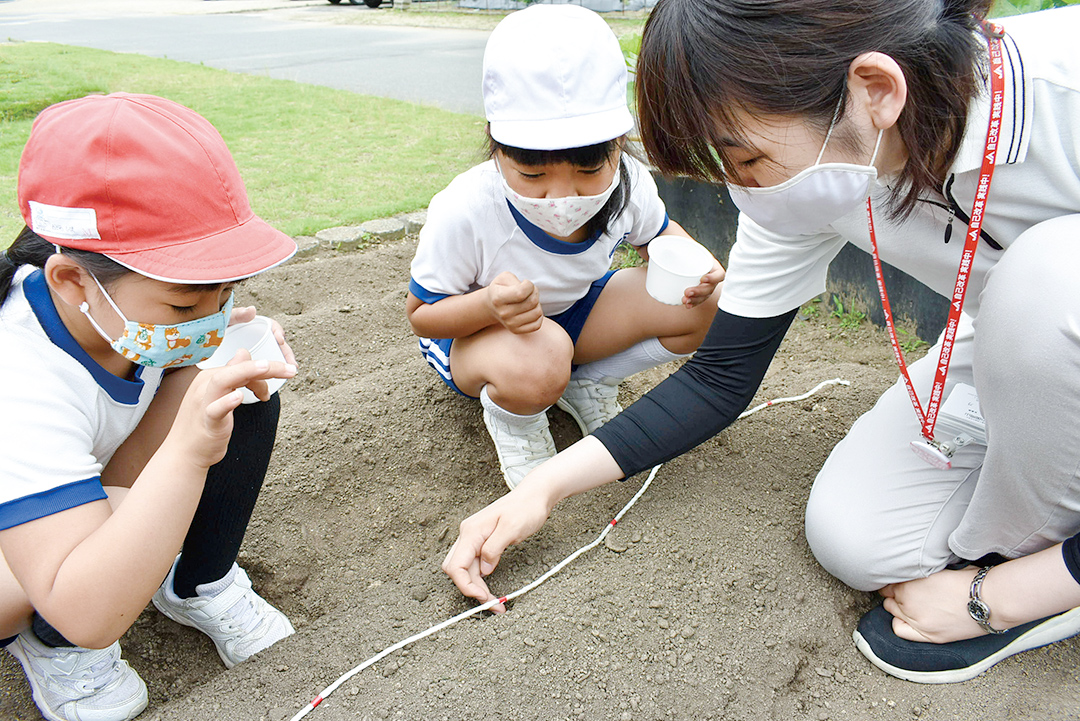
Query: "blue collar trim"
24 270 145 405
506 200 603 255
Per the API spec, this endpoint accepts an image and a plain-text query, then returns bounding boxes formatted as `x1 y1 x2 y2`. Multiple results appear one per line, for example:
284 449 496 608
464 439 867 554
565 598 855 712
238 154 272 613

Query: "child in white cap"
0 93 299 721
407 4 724 490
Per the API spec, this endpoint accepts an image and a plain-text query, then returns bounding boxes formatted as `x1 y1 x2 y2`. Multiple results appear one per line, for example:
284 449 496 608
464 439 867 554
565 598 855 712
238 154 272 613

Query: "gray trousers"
805 215 1080 591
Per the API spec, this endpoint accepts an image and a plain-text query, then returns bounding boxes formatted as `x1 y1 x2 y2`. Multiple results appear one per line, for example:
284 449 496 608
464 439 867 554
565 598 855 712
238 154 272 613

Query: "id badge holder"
910 439 956 470
911 383 986 470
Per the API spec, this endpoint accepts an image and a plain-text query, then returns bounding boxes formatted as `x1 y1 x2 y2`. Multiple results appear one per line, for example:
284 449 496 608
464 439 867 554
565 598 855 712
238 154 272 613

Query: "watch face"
968 598 992 624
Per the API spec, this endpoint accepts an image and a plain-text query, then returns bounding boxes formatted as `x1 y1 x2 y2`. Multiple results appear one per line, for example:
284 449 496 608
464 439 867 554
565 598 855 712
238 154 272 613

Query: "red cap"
17 93 296 283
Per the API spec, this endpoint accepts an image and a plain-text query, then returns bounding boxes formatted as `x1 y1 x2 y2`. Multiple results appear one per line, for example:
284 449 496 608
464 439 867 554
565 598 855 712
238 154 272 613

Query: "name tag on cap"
28 201 101 240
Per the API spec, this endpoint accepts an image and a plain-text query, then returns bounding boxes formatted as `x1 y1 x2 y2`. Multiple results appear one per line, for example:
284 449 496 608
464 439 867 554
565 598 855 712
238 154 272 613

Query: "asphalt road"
0 0 488 116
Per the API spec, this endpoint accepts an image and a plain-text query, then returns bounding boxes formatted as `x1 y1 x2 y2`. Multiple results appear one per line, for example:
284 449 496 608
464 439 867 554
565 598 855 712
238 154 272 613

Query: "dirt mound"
3 237 1076 721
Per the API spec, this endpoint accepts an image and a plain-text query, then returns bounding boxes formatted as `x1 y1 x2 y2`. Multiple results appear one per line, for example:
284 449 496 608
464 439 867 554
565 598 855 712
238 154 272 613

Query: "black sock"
31 613 74 648
171 394 280 599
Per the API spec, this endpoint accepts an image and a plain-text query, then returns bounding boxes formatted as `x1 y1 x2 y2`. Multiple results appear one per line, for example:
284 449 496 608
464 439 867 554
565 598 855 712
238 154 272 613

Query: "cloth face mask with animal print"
79 272 231 368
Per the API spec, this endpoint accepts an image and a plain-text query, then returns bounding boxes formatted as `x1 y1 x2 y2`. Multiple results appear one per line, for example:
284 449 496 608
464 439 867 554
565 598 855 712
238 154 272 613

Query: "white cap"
483 4 634 151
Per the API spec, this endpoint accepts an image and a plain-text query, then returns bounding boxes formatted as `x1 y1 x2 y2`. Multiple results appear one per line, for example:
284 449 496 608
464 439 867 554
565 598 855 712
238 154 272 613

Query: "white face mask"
498 157 621 239
725 105 884 237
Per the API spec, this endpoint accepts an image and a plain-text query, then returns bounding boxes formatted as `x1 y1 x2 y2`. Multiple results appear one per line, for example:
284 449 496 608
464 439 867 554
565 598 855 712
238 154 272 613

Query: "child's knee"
492 323 573 407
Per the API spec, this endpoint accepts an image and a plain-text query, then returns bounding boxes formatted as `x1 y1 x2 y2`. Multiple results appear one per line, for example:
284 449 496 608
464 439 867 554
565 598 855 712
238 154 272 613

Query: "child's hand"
682 260 725 309
486 271 543 334
169 349 297 470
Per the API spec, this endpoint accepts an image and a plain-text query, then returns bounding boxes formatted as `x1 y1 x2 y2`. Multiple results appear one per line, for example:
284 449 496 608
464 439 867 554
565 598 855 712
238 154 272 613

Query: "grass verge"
0 41 487 246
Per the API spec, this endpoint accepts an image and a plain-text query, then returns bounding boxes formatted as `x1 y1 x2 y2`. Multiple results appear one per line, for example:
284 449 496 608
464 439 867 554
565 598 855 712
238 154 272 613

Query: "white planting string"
290 378 849 719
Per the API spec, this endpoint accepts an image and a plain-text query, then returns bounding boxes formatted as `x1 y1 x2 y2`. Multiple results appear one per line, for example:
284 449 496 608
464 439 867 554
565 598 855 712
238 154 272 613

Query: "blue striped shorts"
418 270 617 397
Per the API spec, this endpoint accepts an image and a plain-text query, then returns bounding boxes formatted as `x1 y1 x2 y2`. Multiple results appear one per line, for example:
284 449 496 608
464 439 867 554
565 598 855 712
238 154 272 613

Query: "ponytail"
0 227 130 306
638 0 997 220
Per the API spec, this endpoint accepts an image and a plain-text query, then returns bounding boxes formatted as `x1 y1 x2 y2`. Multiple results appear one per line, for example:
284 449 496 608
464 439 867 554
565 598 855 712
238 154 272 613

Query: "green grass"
0 42 487 246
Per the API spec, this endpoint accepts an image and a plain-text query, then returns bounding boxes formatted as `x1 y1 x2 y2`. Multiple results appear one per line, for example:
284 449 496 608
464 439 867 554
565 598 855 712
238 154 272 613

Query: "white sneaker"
555 377 623 436
5 632 148 721
152 556 294 669
482 406 557 490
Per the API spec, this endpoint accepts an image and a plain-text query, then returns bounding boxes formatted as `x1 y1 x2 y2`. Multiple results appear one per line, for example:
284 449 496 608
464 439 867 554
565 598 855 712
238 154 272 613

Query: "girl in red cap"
0 93 299 721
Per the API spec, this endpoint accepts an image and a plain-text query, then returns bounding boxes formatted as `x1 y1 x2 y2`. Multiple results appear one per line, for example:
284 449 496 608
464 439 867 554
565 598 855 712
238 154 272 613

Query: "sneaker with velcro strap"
853 603 1080 684
5 631 148 721
555 377 623 436
152 555 294 669
482 405 557 490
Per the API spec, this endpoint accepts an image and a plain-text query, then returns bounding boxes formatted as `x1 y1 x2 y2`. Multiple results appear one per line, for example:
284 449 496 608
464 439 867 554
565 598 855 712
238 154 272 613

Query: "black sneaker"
853 603 1080 684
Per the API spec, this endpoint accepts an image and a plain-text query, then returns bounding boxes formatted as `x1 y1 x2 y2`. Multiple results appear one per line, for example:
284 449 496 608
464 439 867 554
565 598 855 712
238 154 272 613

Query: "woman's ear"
43 253 94 310
848 52 908 131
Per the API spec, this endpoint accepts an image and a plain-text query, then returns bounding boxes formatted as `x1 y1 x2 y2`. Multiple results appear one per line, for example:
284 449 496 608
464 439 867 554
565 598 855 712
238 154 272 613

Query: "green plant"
830 297 867 330
610 243 645 270
896 327 930 355
800 297 823 319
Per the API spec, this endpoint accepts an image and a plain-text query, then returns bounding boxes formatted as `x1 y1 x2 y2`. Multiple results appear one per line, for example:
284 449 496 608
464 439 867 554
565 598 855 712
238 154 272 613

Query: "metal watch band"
967 566 1009 635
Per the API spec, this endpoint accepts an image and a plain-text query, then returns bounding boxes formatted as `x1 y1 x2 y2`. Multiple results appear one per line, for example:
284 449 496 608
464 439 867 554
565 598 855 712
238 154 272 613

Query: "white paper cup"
196 316 287 403
645 236 715 306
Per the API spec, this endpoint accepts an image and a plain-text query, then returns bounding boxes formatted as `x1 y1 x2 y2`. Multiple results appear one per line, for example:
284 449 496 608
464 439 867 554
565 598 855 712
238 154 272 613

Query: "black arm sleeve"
1062 534 1080 586
592 307 798 478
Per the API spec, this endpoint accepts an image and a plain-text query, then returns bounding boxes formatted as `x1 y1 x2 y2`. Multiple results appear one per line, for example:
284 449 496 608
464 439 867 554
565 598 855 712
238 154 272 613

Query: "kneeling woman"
443 0 1080 685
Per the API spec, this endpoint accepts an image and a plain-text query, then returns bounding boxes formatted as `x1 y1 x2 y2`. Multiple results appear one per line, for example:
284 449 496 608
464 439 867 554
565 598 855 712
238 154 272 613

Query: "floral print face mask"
498 157 621 238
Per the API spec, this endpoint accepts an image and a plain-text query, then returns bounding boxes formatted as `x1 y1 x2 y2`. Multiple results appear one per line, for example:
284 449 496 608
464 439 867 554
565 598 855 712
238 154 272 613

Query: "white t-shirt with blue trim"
0 267 164 530
718 8 1080 320
409 156 669 316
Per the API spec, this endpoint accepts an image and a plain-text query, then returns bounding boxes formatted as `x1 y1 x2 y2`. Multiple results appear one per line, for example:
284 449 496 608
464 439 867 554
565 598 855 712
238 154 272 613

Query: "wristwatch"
967 566 1009 635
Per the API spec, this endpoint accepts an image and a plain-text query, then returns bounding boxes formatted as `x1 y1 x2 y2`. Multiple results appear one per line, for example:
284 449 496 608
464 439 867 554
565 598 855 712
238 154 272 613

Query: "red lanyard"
867 27 1005 443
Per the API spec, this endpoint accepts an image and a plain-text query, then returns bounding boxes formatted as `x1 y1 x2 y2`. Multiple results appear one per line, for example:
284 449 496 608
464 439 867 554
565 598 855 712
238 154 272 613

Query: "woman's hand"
442 482 555 613
170 349 296 470
485 272 543 334
682 260 725 309
880 567 984 643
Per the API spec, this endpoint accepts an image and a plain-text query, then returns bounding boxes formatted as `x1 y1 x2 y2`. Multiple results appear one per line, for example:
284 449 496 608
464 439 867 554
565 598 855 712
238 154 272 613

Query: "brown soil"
2 236 1078 721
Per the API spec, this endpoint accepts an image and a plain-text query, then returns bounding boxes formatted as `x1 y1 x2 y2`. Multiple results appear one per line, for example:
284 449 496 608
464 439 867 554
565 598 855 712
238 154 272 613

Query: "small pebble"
523 637 536 647
815 667 834 678
658 618 670 629
604 535 628 553
680 626 695 639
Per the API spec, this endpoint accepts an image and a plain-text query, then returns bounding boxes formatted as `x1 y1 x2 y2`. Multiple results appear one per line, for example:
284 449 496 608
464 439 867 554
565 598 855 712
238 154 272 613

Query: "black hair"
637 0 994 220
0 226 130 306
487 131 633 240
